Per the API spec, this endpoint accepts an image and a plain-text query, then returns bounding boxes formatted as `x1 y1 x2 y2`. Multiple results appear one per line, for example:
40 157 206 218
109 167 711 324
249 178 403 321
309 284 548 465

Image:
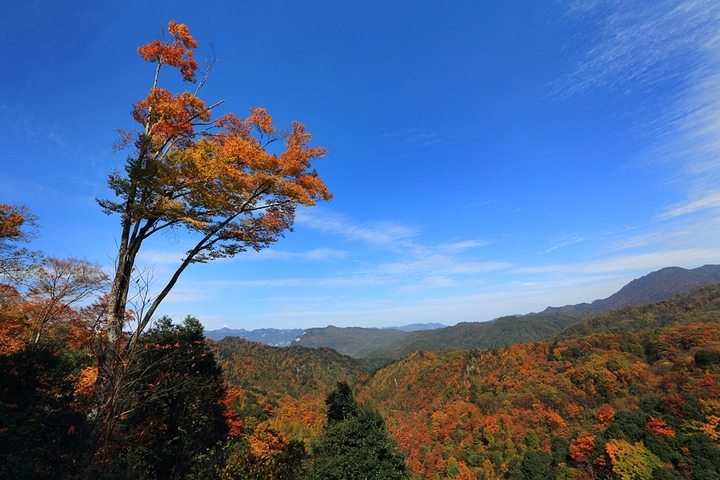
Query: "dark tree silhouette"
307 382 408 480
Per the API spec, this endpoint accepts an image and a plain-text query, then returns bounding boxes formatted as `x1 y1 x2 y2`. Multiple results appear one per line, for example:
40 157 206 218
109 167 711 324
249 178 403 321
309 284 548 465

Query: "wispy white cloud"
439 240 490 253
298 210 509 281
136 248 186 266
378 257 510 276
397 275 456 294
515 248 720 275
557 0 720 198
594 195 720 263
296 210 419 249
202 274 396 289
659 191 720 219
558 0 719 98
245 248 349 262
136 243 349 266
542 234 586 254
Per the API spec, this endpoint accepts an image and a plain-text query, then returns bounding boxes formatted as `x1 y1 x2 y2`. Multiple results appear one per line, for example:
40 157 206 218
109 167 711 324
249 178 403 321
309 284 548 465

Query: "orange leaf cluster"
73 366 99 412
137 21 198 82
567 402 583 418
132 89 210 145
569 435 596 464
0 204 25 240
700 415 720 440
597 403 615 428
483 416 501 434
0 284 26 355
646 415 675 437
248 424 289 459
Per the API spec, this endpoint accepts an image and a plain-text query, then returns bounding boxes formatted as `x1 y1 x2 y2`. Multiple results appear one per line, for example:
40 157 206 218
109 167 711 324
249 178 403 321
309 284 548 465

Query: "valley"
208 266 720 478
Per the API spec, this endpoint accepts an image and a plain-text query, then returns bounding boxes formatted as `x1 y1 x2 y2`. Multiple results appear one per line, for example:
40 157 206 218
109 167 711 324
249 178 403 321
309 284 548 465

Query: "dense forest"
210 284 720 479
3 200 720 478
358 321 720 478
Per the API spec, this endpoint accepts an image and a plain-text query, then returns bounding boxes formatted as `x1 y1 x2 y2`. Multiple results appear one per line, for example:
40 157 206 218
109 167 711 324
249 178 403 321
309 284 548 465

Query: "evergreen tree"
307 382 409 480
94 316 227 479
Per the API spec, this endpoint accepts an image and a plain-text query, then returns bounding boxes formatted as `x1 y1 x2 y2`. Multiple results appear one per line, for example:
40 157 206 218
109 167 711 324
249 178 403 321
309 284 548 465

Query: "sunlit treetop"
137 20 198 83
0 204 26 241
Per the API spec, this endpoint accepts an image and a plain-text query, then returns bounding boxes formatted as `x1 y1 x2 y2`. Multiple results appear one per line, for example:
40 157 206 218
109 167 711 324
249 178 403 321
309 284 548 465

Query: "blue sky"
3 1 720 330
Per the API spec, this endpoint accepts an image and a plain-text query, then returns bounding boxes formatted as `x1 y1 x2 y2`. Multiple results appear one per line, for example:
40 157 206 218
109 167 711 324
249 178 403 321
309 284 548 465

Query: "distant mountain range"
383 322 446 332
358 264 720 365
206 265 720 361
205 327 304 346
205 323 445 347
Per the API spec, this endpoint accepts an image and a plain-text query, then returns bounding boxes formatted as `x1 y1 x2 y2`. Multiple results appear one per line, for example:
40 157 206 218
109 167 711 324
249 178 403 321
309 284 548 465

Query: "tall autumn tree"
90 21 331 460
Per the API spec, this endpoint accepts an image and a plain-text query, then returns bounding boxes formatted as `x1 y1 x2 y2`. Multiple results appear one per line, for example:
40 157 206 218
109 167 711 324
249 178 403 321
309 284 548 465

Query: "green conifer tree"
307 382 409 480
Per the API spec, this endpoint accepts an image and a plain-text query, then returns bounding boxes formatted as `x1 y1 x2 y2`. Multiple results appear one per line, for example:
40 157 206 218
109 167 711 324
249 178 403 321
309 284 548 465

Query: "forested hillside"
292 325 410 357
361 267 720 366
214 337 365 399
358 322 720 478
556 282 720 340
212 337 366 445
210 284 720 479
362 311 584 367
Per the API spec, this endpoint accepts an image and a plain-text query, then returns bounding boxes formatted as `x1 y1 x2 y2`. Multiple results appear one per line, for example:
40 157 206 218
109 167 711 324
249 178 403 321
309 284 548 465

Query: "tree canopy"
89 21 331 465
307 382 409 480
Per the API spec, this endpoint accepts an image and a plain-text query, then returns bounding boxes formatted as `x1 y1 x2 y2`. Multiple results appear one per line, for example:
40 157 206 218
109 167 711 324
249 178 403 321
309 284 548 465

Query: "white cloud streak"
296 210 419 249
559 0 719 97
515 248 720 275
563 1 720 201
659 191 720 219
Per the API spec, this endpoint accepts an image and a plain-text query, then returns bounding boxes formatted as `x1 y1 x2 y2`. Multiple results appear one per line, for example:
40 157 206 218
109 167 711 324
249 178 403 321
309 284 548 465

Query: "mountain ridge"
544 264 720 313
360 264 720 364
207 264 720 358
205 323 445 347
204 327 303 346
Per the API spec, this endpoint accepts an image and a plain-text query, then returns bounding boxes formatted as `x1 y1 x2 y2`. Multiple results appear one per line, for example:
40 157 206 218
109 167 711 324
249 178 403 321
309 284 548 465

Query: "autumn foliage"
5 203 720 478
89 21 332 471
136 20 198 82
350 312 720 479
5 19 720 480
0 204 25 240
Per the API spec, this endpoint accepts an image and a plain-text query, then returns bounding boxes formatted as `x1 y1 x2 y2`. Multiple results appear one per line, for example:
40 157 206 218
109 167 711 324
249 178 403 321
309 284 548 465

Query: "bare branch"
194 44 218 95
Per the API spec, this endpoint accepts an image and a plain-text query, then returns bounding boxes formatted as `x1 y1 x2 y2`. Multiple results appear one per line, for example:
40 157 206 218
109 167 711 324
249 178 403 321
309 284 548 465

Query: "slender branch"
194 47 218 95
135 209 245 334
207 99 225 110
